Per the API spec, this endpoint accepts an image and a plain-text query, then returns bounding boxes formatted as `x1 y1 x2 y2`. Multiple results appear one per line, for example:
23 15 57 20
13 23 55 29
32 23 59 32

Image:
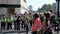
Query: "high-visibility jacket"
8 17 11 23
1 17 5 22
32 17 42 32
29 16 32 21
14 17 17 21
22 17 25 21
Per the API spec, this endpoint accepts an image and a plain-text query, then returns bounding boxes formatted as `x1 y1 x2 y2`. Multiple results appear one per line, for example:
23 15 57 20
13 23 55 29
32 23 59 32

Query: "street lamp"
56 0 60 17
56 0 60 33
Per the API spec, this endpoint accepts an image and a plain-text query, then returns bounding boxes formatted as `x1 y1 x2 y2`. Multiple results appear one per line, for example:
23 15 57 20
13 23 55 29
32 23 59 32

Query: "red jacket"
32 17 42 32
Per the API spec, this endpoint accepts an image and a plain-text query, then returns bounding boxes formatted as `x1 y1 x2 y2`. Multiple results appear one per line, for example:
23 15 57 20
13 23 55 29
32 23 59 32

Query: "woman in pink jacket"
32 14 42 34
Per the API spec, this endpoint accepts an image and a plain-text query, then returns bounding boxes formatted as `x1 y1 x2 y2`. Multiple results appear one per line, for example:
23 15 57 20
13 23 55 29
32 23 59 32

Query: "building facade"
20 0 28 14
0 0 28 14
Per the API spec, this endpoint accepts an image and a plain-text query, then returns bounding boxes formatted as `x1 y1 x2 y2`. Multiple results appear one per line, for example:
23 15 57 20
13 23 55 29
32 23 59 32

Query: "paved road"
0 30 32 34
0 23 32 34
0 23 60 34
0 30 60 34
20 31 32 34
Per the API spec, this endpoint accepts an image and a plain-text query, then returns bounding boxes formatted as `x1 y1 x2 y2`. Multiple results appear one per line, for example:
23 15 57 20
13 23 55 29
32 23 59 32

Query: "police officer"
1 15 6 30
0 14 1 29
25 17 29 34
14 15 17 30
29 14 33 27
7 15 12 30
21 15 26 29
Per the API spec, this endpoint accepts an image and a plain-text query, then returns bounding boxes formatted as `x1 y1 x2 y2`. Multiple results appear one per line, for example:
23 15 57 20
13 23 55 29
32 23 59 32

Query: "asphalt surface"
0 27 59 34
0 28 60 34
0 23 60 34
0 23 32 34
0 29 32 34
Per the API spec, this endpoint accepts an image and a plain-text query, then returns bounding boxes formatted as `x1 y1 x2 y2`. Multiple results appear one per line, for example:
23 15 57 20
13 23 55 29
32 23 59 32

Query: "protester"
32 13 42 34
39 13 44 23
43 12 52 34
16 16 21 30
48 10 59 33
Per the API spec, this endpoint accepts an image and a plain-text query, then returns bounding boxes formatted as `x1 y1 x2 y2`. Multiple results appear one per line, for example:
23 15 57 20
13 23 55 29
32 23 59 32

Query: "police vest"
29 16 32 20
22 17 25 21
14 17 17 21
8 18 11 23
1 17 5 22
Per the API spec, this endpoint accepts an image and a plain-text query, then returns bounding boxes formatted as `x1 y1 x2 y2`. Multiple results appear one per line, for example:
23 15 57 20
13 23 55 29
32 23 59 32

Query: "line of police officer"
0 14 33 31
1 15 13 30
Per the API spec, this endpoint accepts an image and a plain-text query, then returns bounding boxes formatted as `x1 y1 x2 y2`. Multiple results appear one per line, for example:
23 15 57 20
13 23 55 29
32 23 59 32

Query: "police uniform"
7 17 12 30
29 16 32 27
14 16 17 30
21 16 26 29
25 18 29 34
1 17 6 30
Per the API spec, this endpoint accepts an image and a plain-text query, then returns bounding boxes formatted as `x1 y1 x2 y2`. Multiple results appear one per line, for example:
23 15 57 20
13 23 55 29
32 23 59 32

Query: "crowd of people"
32 10 58 34
0 10 59 34
0 13 33 34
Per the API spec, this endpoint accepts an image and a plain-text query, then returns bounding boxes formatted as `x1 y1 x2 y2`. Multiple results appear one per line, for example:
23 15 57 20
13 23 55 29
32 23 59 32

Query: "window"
24 0 26 3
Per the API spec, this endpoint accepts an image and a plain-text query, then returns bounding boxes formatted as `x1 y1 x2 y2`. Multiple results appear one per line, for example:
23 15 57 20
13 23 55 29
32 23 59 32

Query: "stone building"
0 0 28 14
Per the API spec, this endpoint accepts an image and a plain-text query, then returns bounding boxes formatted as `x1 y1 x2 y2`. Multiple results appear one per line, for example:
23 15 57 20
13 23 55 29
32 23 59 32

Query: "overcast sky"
26 0 56 11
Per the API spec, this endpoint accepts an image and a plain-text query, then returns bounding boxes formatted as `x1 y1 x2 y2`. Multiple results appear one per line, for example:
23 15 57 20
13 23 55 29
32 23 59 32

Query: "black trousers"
22 21 25 29
7 23 12 30
32 31 37 34
26 25 29 34
16 22 20 30
14 21 17 30
30 20 32 27
1 22 6 29
44 30 52 34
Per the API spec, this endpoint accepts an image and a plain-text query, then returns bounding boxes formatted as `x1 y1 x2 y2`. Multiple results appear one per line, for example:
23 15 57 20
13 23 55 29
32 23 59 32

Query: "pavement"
0 23 32 34
0 29 32 34
2 31 32 34
0 28 60 34
0 23 60 34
